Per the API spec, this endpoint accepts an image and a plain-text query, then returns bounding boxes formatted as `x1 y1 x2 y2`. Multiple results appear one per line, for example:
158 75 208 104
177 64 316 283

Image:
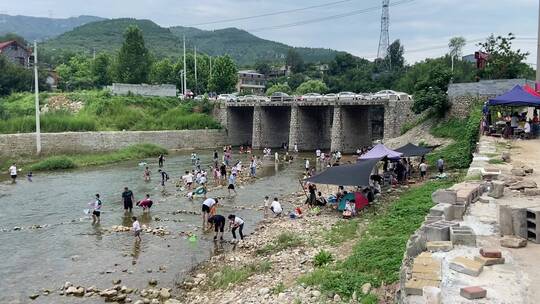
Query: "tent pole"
298 179 309 200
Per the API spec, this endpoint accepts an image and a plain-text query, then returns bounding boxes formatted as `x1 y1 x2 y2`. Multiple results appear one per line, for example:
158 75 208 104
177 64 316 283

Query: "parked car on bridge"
298 93 323 102
337 92 356 100
270 92 293 102
372 90 412 100
323 93 338 101
218 94 237 102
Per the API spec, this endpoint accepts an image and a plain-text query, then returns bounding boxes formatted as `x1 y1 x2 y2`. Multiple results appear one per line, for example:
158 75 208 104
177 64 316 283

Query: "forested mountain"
37 18 343 65
0 14 104 41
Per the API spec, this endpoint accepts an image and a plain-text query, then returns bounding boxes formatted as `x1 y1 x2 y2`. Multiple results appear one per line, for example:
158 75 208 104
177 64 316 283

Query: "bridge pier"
252 105 291 149
330 106 343 152
226 107 254 146
289 105 333 151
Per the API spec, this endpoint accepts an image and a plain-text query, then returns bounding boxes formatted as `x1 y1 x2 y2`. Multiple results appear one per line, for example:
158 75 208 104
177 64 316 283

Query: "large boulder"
500 235 527 248
488 181 504 198
509 180 537 190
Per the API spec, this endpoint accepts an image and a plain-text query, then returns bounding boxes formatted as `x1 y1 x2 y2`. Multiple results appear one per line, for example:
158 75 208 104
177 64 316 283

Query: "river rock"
134 300 144 304
73 287 85 296
501 236 527 248
362 282 372 295
511 168 526 176
311 290 321 297
150 299 160 304
258 287 270 295
29 294 39 300
65 286 78 295
509 180 537 190
164 300 182 304
333 294 341 302
159 288 171 299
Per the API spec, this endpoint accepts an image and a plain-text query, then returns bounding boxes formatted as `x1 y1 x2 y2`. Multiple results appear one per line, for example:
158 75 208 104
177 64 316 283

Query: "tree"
295 80 328 95
411 62 452 116
150 58 175 84
477 33 531 79
208 55 237 94
266 83 292 96
386 39 405 70
0 33 28 46
448 36 466 58
115 25 151 84
254 61 272 76
0 55 33 96
286 49 305 73
287 73 307 91
92 53 113 87
56 54 95 90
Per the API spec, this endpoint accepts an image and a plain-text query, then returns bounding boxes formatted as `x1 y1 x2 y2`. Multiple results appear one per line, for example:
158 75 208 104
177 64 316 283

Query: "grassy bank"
299 179 455 299
427 104 482 169
20 143 167 172
0 90 220 133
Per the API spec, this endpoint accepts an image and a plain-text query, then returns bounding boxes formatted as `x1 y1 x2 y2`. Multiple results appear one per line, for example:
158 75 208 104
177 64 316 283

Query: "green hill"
0 14 104 41
170 26 343 66
42 18 344 66
43 18 182 58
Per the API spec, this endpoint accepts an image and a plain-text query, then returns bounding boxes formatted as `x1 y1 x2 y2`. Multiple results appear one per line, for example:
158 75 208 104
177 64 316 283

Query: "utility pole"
536 0 540 88
194 46 198 95
183 35 187 98
33 41 41 155
209 56 213 79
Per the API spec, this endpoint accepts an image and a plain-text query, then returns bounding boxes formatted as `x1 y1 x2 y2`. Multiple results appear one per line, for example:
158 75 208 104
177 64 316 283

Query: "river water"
0 150 308 304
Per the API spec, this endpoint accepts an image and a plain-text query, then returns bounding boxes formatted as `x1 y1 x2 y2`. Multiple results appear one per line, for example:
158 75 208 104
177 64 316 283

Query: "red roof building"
0 40 32 67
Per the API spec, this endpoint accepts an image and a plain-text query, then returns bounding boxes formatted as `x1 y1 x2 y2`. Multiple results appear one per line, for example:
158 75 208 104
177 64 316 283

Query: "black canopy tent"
305 158 380 186
394 143 432 157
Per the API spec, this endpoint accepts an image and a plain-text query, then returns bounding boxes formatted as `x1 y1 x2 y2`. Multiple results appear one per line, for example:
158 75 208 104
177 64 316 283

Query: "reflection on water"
0 150 310 303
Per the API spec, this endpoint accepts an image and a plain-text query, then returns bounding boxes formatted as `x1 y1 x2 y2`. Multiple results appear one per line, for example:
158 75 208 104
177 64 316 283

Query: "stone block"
423 286 441 304
450 226 476 246
511 207 528 240
449 257 483 276
511 168 526 176
460 286 487 300
526 207 540 244
499 204 514 236
509 180 537 190
431 189 457 205
479 248 502 258
474 255 505 266
426 241 453 252
500 235 527 248
425 223 450 242
452 205 467 220
429 203 450 217
525 189 540 196
404 279 439 296
425 215 444 224
488 181 504 198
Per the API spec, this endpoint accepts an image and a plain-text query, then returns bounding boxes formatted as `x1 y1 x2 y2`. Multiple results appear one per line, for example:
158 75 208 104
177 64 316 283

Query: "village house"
0 40 31 67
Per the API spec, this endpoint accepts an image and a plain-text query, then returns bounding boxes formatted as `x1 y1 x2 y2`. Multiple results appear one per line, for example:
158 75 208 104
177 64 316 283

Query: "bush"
313 250 334 267
211 262 272 289
256 232 303 255
29 156 77 171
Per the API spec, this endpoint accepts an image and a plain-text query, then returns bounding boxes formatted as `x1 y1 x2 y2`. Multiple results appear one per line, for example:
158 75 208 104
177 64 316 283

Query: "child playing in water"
132 216 142 241
143 166 151 182
263 196 269 216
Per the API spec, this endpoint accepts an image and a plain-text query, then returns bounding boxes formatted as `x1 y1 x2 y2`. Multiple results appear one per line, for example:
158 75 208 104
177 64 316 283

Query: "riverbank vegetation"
0 91 220 134
299 179 455 299
427 102 482 169
11 143 167 172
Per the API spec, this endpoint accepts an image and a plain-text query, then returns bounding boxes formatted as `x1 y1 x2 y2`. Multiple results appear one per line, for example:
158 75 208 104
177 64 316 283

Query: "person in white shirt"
228 214 245 241
419 161 428 180
132 216 142 241
182 171 194 190
275 152 279 162
202 198 219 228
316 149 321 158
294 143 298 153
305 159 310 171
270 198 283 216
524 119 532 138
8 163 17 183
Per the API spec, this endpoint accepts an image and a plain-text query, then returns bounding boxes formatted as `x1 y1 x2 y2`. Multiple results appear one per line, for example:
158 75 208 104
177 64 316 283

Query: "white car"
372 90 412 100
299 93 323 102
217 94 237 102
270 92 293 102
338 92 356 100
324 93 338 101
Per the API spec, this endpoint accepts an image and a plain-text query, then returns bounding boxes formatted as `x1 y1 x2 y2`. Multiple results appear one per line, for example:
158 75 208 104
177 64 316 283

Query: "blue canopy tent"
487 85 540 107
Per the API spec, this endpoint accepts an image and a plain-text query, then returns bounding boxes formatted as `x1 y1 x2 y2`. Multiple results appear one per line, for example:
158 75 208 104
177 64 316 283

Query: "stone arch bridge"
213 98 416 153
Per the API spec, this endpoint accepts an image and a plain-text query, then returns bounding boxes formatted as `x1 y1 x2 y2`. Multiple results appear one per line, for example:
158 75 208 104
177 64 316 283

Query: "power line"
187 0 357 26
248 0 414 32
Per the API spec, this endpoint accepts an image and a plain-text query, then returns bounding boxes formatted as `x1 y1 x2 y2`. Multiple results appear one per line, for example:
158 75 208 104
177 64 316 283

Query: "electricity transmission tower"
377 0 390 59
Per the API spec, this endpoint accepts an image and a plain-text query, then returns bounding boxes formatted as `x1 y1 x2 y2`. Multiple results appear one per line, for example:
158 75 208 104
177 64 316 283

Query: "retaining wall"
0 129 226 157
448 79 534 118
108 83 177 97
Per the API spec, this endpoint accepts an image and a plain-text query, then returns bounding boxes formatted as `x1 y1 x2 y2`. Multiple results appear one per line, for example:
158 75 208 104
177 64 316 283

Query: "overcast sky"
2 0 537 65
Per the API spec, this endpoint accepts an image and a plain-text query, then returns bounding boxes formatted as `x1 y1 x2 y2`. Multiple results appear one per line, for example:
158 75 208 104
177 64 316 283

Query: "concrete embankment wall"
0 129 227 157
448 79 534 118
